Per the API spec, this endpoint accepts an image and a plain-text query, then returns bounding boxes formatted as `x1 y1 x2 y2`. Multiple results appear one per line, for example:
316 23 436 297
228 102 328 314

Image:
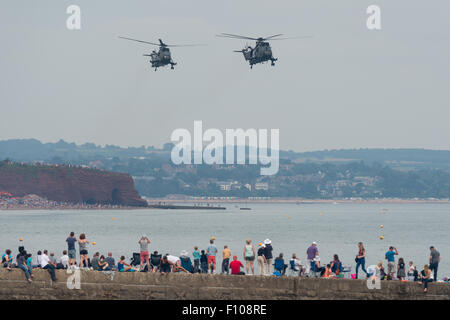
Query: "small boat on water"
240 207 251 210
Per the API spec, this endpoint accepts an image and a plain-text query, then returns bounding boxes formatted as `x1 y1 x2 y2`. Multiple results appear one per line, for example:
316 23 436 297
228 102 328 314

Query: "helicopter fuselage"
241 41 277 68
146 46 177 70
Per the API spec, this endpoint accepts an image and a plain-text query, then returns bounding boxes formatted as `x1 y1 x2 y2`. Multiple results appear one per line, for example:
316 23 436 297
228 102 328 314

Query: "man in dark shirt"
105 252 115 271
263 239 273 275
16 250 33 283
429 246 441 280
66 232 77 268
306 242 318 275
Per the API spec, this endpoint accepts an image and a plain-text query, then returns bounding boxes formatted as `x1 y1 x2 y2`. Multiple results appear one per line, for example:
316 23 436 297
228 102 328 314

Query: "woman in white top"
243 239 256 275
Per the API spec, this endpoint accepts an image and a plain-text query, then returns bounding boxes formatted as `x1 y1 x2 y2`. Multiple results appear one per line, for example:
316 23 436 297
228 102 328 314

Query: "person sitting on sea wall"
290 254 303 276
230 256 245 275
33 250 42 269
2 249 13 270
375 261 386 280
16 250 33 283
419 264 433 293
180 250 193 273
274 253 288 276
59 250 69 269
40 250 57 281
118 256 135 272
312 252 325 276
150 251 161 272
98 255 109 271
407 261 418 281
323 264 333 278
159 255 171 274
105 252 115 271
330 254 342 276
91 252 101 271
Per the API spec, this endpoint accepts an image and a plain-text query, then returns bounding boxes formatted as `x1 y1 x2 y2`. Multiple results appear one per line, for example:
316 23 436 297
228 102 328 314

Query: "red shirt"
230 260 243 275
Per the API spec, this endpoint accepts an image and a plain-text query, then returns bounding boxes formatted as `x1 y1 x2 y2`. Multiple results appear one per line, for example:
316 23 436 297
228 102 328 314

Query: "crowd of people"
1 233 446 293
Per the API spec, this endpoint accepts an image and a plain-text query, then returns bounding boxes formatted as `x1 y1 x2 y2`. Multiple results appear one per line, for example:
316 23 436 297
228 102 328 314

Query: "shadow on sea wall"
0 269 449 300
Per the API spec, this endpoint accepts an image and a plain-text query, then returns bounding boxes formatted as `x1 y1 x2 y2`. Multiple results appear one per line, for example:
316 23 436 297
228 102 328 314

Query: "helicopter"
217 33 310 69
118 36 203 71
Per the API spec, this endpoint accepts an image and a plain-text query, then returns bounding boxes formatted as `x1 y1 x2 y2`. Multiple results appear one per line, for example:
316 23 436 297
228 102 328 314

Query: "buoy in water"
92 242 97 245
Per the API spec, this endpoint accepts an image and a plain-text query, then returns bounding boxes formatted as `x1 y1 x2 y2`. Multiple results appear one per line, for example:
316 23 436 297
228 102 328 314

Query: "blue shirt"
207 245 217 257
66 237 77 250
386 250 396 262
193 250 201 260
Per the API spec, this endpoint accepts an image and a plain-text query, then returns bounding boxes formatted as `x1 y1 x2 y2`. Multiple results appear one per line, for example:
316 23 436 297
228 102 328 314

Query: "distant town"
1 139 449 200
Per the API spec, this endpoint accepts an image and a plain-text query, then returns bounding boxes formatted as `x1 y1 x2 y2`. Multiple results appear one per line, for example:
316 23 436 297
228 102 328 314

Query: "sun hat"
312 241 317 245
180 250 188 256
264 239 271 245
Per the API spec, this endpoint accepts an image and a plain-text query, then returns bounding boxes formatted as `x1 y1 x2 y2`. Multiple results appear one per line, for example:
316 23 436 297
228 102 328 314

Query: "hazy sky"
1 0 449 151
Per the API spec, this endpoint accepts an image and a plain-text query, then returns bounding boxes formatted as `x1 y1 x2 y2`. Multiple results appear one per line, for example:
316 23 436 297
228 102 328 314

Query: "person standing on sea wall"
263 239 273 275
355 242 367 279
138 235 151 272
66 232 77 269
222 245 231 274
385 246 399 279
429 246 440 281
306 242 318 276
206 239 218 274
257 243 266 276
78 233 90 269
243 239 256 275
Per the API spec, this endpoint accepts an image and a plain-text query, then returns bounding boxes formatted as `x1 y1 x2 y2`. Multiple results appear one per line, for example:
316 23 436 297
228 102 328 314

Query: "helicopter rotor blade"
118 36 161 46
164 43 207 48
262 34 284 40
269 36 313 41
216 33 259 41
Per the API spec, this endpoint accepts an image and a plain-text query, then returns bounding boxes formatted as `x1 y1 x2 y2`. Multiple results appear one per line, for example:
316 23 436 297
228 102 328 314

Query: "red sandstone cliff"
0 162 147 207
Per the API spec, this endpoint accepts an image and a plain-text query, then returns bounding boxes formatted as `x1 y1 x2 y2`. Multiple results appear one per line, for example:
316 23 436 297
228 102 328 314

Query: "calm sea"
1 203 449 277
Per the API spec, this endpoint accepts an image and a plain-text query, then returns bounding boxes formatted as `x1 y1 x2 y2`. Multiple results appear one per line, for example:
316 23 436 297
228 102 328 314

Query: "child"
200 250 208 273
193 246 201 273
323 264 332 278
397 257 406 280
407 261 417 281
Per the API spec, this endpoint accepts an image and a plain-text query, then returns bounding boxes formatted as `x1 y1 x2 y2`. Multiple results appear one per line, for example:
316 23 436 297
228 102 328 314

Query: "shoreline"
146 198 450 205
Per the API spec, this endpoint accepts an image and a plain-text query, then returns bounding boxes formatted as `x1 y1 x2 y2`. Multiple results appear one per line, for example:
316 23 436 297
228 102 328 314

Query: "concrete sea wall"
0 269 449 300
